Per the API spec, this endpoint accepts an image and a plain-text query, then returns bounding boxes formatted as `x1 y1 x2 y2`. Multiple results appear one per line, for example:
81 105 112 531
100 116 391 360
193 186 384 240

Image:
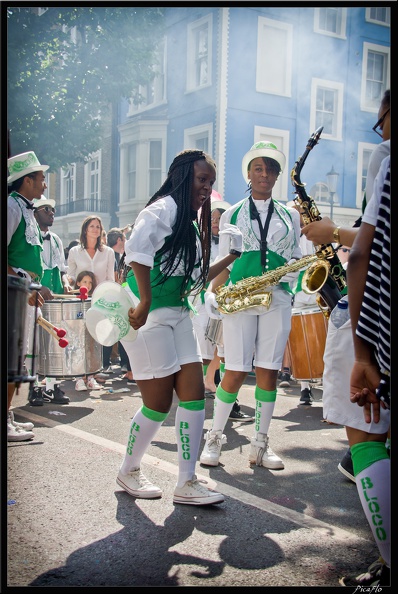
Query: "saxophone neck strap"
249 195 274 270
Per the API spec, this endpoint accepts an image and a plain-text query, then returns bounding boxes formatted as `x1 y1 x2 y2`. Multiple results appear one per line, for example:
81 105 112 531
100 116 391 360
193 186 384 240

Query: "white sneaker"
75 378 87 391
7 422 34 442
87 377 102 390
249 433 284 469
116 469 162 499
173 475 224 505
199 430 227 466
8 411 34 431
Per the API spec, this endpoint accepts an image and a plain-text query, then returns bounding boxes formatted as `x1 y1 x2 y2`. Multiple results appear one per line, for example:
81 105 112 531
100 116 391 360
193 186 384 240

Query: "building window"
314 7 347 38
361 43 390 112
127 144 137 200
128 39 166 115
61 164 76 203
309 182 330 205
366 7 390 27
310 79 343 141
186 14 212 92
184 123 213 155
84 151 101 207
149 141 162 197
253 126 289 201
357 142 378 208
256 17 292 97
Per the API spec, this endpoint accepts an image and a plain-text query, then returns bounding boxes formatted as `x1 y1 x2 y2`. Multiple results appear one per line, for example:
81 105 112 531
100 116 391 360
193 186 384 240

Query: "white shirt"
362 155 390 227
67 244 115 285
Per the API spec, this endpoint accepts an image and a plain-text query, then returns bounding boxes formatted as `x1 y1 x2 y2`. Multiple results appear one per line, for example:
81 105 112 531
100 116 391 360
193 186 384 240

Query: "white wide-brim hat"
241 141 286 183
33 196 56 209
211 200 231 212
8 151 49 184
85 281 138 347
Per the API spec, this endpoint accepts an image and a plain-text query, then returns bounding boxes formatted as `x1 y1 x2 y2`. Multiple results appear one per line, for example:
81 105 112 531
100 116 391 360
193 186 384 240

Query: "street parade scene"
5 5 391 590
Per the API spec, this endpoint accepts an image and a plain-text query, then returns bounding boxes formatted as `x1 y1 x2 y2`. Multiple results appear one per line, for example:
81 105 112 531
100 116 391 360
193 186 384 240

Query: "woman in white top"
67 215 115 391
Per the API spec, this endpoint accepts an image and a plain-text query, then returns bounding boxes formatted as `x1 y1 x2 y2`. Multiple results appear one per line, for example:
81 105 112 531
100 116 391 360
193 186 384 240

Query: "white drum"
205 318 223 346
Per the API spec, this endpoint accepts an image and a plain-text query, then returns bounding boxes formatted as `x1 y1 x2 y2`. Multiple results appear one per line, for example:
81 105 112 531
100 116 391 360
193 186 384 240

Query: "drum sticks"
52 287 89 300
37 316 68 348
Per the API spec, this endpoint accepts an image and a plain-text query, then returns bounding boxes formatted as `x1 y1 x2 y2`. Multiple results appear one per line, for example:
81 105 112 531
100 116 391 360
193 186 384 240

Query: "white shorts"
222 288 292 372
322 317 390 434
120 298 202 380
192 301 217 360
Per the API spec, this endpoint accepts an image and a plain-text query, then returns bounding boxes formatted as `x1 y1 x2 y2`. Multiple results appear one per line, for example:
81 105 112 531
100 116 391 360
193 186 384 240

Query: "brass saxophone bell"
301 260 330 294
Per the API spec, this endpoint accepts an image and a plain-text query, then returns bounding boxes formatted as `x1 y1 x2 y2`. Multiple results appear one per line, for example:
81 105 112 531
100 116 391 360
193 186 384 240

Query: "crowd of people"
7 91 390 585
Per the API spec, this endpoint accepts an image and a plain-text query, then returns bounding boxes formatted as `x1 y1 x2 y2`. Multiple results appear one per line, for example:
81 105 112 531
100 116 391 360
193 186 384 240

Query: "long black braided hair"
146 149 214 296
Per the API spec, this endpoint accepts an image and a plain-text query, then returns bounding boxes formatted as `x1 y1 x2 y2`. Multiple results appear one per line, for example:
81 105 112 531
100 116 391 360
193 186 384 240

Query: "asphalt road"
6 370 380 588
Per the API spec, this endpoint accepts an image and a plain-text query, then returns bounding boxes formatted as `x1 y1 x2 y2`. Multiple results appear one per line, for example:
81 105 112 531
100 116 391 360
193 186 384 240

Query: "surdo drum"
286 306 328 381
37 298 102 377
8 275 31 383
204 318 223 346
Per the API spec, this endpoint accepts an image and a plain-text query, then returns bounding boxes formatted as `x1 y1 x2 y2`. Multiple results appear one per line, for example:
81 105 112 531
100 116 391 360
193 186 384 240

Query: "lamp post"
326 165 339 221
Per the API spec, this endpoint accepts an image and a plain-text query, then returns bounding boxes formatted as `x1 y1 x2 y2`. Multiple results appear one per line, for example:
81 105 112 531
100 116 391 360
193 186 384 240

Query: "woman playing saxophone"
200 141 302 471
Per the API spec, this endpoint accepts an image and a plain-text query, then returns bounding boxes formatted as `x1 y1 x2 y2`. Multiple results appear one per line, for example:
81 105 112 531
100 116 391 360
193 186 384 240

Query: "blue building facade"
51 6 390 243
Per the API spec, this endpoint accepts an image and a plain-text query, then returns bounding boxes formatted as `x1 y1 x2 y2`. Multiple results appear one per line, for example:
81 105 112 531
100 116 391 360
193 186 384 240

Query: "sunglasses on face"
37 206 56 214
372 108 390 138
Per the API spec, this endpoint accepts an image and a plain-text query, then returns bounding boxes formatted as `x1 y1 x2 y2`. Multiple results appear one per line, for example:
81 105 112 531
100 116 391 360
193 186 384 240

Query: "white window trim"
365 7 390 27
310 78 344 142
84 150 101 201
253 126 289 201
360 42 390 113
184 123 213 153
127 39 167 116
256 17 292 97
60 164 76 203
357 141 379 209
186 14 213 93
314 7 347 39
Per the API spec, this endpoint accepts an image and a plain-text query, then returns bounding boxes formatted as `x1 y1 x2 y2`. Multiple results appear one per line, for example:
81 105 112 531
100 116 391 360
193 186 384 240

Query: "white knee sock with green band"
120 405 168 474
352 441 390 566
176 400 205 487
211 384 238 432
255 387 277 436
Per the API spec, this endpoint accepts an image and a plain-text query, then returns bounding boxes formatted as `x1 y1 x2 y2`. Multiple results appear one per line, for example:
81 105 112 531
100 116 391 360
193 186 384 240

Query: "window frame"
310 78 344 141
184 123 213 155
360 42 390 112
186 14 213 92
314 7 347 39
357 141 379 209
84 151 101 205
365 7 390 27
256 17 292 97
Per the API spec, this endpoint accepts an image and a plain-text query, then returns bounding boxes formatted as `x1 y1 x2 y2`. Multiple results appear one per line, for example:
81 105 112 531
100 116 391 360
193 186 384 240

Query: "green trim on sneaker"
178 400 205 411
351 441 390 476
255 387 277 402
141 405 168 423
215 384 238 404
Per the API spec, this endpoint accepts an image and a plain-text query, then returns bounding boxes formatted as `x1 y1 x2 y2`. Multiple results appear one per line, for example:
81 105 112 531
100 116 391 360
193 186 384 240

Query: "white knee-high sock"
352 442 390 567
175 401 205 487
211 384 238 432
120 406 167 475
255 387 277 437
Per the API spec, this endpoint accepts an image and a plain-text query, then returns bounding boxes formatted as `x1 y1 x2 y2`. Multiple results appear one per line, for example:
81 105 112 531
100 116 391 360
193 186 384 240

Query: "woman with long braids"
117 149 242 505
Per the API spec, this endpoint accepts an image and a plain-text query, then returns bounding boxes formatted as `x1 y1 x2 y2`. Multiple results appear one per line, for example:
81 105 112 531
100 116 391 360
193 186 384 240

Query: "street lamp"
326 165 339 221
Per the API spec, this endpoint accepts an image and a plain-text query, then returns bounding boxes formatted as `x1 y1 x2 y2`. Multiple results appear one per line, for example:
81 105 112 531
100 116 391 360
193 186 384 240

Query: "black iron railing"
56 199 111 217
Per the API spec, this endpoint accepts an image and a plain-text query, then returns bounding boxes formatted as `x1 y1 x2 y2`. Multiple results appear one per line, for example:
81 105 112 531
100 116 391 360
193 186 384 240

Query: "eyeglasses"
37 206 56 214
372 108 390 138
339 248 350 253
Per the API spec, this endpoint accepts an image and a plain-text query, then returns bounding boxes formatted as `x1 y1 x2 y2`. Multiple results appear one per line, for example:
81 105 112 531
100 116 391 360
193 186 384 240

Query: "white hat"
33 196 56 210
8 151 49 184
241 141 286 183
85 281 138 347
211 200 231 212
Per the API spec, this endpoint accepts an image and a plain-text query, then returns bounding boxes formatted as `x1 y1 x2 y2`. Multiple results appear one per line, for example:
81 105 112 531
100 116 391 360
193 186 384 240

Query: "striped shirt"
356 157 390 407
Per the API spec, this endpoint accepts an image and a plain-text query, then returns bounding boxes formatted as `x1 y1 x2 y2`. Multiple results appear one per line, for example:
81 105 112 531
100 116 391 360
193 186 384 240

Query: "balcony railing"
56 199 111 217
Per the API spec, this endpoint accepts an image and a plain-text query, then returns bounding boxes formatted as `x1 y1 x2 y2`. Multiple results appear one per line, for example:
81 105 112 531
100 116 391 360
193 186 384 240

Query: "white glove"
219 223 243 252
204 292 222 320
279 259 300 284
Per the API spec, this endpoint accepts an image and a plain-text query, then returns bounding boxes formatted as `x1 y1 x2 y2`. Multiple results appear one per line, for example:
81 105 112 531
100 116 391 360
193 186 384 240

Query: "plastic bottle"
330 295 349 328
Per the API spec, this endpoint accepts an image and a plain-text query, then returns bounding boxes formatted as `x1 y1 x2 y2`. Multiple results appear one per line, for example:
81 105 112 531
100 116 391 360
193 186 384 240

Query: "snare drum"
37 298 102 377
8 275 30 383
287 306 328 381
205 318 223 346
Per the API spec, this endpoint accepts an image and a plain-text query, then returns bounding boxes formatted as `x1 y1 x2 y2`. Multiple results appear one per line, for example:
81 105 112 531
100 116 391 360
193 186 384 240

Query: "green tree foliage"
7 6 165 170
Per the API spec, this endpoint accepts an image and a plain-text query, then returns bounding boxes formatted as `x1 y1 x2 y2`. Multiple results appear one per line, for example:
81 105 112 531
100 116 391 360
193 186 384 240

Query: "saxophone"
215 254 325 314
290 126 347 316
